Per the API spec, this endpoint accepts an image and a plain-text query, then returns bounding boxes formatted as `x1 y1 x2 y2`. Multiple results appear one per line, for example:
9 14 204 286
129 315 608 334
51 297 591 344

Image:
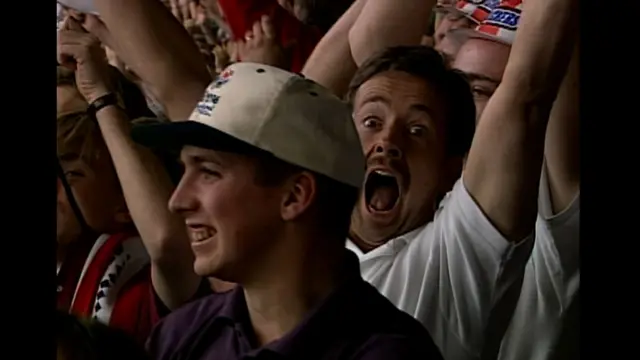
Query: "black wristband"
87 93 119 118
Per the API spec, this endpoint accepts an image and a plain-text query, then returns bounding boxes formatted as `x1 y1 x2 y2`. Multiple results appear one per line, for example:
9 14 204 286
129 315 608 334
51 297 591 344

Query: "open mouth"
364 170 401 213
188 225 216 244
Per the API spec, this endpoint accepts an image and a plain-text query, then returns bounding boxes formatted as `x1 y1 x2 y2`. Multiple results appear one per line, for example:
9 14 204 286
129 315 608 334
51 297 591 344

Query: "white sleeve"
533 165 580 307
387 177 534 359
495 169 580 360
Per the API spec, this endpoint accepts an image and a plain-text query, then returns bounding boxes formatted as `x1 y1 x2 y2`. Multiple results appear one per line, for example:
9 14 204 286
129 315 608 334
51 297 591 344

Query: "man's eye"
409 125 428 136
199 167 221 178
471 86 494 99
363 117 381 128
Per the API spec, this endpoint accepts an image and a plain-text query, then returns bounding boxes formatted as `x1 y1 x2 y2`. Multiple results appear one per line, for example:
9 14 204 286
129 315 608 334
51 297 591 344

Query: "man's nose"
373 142 403 159
168 178 198 215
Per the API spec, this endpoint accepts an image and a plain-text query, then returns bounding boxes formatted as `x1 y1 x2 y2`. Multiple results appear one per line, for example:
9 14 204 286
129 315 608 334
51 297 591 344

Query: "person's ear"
281 171 317 221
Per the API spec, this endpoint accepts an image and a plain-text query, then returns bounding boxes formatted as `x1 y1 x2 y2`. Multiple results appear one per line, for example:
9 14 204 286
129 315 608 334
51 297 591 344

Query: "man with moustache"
342 0 578 359
345 43 525 360
346 3 529 359
135 63 443 359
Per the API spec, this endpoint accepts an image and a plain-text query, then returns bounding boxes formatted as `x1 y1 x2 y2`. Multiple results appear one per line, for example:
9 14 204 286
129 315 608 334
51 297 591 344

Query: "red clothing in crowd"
217 0 323 73
57 233 157 346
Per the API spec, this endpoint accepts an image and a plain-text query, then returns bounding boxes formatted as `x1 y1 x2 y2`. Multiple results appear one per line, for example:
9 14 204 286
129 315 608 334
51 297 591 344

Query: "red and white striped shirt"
57 233 157 345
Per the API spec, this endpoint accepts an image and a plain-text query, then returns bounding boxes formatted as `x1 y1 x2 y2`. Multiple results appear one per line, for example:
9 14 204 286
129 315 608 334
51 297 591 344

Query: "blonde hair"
56 111 105 166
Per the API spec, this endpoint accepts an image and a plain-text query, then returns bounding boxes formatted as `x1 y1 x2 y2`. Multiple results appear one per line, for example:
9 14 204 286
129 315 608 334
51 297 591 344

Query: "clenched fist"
57 16 112 104
237 15 292 69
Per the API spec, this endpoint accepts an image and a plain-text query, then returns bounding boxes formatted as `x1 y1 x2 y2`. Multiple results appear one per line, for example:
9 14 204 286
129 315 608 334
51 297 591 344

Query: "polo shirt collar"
219 251 365 358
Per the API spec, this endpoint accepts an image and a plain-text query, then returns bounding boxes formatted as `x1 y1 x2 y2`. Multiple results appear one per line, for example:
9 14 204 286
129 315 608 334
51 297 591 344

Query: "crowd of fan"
56 0 580 359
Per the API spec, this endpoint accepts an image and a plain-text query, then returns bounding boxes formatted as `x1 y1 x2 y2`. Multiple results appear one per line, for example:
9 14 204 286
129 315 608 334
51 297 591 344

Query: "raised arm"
545 43 580 214
92 0 211 120
96 108 201 310
463 0 579 242
301 0 367 97
57 19 201 310
349 0 436 66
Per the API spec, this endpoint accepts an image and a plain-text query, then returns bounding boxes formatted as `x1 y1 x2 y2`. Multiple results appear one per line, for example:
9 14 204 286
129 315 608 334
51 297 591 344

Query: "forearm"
94 0 211 120
500 0 579 107
95 105 199 307
544 44 580 214
302 0 367 97
349 0 435 66
95 105 187 260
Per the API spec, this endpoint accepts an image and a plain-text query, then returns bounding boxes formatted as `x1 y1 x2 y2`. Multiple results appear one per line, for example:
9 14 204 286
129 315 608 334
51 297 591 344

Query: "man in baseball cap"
135 62 442 359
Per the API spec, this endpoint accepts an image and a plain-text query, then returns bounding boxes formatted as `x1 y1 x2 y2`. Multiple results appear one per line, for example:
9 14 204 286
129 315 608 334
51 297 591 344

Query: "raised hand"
237 15 292 69
57 17 112 104
63 8 116 53
168 0 195 24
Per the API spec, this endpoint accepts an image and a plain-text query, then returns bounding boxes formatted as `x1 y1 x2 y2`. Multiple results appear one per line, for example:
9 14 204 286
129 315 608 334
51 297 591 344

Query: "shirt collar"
218 251 366 358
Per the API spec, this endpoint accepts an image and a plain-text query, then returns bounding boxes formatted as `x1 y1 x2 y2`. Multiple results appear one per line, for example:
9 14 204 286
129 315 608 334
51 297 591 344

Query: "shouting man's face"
350 71 456 249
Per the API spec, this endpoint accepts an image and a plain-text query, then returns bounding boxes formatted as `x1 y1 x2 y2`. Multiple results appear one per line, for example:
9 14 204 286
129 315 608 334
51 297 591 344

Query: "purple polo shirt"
146 252 443 359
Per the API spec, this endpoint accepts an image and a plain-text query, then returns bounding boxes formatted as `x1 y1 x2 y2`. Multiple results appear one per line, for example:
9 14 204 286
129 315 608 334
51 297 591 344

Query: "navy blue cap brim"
131 120 265 155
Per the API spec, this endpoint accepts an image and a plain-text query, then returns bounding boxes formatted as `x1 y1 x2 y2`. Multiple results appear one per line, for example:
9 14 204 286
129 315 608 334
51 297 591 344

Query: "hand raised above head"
57 17 112 104
237 16 293 69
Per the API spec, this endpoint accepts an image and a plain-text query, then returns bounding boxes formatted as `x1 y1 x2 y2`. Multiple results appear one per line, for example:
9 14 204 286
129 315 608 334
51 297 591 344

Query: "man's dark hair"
251 152 358 239
347 45 476 157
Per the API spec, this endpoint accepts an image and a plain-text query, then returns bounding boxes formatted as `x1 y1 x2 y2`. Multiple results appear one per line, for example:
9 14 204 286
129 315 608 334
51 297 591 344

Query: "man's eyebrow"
359 95 390 106
358 95 435 117
462 72 501 85
180 154 225 167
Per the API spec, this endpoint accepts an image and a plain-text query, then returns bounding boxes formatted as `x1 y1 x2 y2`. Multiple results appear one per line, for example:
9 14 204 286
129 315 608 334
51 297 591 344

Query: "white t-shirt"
346 178 535 360
495 168 580 360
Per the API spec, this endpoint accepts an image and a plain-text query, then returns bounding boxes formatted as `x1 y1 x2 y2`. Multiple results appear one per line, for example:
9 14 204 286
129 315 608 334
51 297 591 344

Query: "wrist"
87 93 120 119
85 87 112 105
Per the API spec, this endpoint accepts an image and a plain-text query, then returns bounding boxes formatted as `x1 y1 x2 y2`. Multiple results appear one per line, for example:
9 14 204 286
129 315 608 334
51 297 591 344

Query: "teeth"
374 170 394 177
191 228 214 242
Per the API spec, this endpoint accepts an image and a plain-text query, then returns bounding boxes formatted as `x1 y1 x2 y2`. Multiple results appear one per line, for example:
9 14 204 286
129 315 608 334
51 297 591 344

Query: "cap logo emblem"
221 68 234 80
485 6 520 30
195 68 235 116
196 90 220 117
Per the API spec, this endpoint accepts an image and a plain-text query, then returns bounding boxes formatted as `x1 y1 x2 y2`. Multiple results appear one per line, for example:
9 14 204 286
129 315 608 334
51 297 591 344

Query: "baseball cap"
132 63 365 189
450 0 523 45
435 0 500 24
